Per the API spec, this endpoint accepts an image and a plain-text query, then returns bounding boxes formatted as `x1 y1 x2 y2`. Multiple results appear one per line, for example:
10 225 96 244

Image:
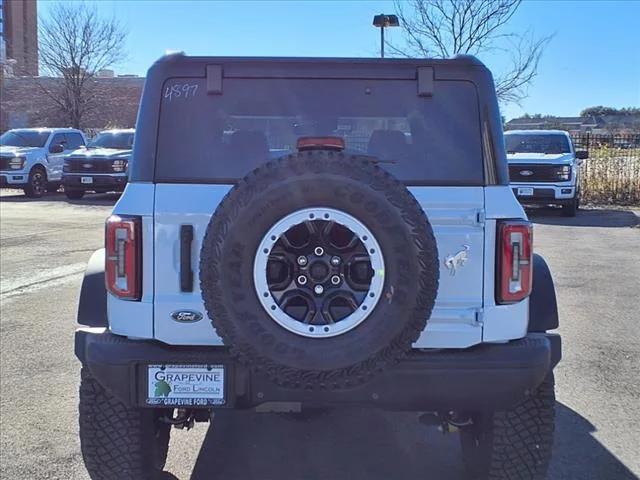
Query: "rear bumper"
75 329 561 412
512 184 576 204
63 173 127 191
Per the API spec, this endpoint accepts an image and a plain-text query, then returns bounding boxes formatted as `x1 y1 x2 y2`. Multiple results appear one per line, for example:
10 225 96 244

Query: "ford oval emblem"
171 310 203 323
83 163 93 169
519 170 534 176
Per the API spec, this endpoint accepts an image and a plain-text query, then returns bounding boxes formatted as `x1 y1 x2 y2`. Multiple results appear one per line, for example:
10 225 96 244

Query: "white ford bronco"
0 128 87 197
62 129 135 200
505 129 589 217
75 54 561 480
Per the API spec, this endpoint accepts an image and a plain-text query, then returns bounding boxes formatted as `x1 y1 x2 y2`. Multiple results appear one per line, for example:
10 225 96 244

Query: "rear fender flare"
77 249 107 327
528 254 559 332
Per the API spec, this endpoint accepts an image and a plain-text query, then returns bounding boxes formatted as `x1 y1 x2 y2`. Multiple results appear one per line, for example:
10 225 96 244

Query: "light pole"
372 14 399 58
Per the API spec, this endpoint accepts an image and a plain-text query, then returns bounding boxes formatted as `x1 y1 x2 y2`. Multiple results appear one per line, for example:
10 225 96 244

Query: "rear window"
156 78 484 185
505 134 571 154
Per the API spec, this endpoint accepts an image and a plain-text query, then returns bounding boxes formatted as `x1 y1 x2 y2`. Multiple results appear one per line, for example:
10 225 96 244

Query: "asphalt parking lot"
1 190 639 480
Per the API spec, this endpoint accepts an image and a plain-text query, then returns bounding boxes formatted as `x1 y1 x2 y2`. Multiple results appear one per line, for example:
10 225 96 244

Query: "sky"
38 0 640 120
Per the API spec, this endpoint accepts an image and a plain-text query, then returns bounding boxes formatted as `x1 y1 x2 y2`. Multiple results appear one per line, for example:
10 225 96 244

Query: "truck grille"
65 157 114 173
0 155 12 170
508 164 571 183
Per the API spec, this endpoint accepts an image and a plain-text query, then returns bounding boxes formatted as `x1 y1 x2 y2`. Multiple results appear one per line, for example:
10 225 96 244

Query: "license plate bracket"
147 364 225 407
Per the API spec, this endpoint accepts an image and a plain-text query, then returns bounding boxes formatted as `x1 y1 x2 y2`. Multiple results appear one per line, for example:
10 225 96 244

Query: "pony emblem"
444 245 470 276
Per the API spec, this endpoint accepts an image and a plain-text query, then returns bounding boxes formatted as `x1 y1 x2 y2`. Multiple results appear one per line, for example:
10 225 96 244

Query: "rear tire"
199 151 439 389
65 189 85 200
460 375 556 480
79 368 171 480
23 167 47 198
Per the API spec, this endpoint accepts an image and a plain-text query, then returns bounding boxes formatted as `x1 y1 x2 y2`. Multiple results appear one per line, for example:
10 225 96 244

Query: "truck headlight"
556 165 571 181
9 157 25 170
112 159 128 173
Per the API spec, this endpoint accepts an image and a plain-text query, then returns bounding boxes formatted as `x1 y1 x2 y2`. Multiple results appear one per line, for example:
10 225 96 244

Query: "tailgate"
153 185 484 348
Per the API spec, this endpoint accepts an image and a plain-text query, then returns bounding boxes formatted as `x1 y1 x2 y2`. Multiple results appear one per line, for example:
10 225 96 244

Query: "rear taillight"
105 215 141 300
497 220 532 304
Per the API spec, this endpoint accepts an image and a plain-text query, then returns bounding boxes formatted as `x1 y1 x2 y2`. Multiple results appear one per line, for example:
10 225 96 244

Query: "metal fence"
571 133 640 205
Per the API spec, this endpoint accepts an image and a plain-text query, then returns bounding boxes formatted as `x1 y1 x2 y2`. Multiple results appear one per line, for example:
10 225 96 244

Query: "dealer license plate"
517 187 534 196
147 364 225 406
81 176 93 184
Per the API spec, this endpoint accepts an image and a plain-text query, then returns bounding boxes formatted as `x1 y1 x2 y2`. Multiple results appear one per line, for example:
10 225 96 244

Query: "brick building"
0 0 144 133
0 76 144 132
1 0 38 76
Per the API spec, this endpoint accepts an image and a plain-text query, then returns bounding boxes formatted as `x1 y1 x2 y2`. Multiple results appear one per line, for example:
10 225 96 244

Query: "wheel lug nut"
297 275 308 285
314 285 324 295
297 256 308 266
314 246 324 256
331 275 341 285
330 256 341 266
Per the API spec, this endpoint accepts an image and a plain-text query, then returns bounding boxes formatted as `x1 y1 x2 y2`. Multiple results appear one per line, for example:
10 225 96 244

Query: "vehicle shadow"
179 403 637 480
550 403 638 480
528 207 639 228
188 408 463 480
0 191 120 206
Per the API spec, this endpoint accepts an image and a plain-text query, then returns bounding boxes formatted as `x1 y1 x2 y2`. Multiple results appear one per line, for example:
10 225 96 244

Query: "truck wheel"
459 375 555 480
200 151 439 389
79 368 172 480
561 197 578 217
65 189 85 200
23 167 47 198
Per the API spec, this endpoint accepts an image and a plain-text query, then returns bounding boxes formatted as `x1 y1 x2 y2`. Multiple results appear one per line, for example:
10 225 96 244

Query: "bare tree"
37 2 127 128
390 0 551 104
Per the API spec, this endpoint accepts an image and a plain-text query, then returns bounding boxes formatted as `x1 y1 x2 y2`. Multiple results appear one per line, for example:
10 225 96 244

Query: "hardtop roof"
147 53 490 81
153 52 485 67
130 52 508 186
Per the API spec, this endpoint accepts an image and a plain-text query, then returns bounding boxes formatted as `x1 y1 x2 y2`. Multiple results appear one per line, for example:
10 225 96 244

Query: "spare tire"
200 151 439 389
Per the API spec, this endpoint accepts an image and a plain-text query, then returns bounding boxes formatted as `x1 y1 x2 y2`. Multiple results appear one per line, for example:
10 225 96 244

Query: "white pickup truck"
0 128 87 197
505 129 588 216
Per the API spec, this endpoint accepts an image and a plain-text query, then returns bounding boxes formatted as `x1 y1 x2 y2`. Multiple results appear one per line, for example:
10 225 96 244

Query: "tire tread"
462 377 556 480
79 368 169 480
200 151 439 389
